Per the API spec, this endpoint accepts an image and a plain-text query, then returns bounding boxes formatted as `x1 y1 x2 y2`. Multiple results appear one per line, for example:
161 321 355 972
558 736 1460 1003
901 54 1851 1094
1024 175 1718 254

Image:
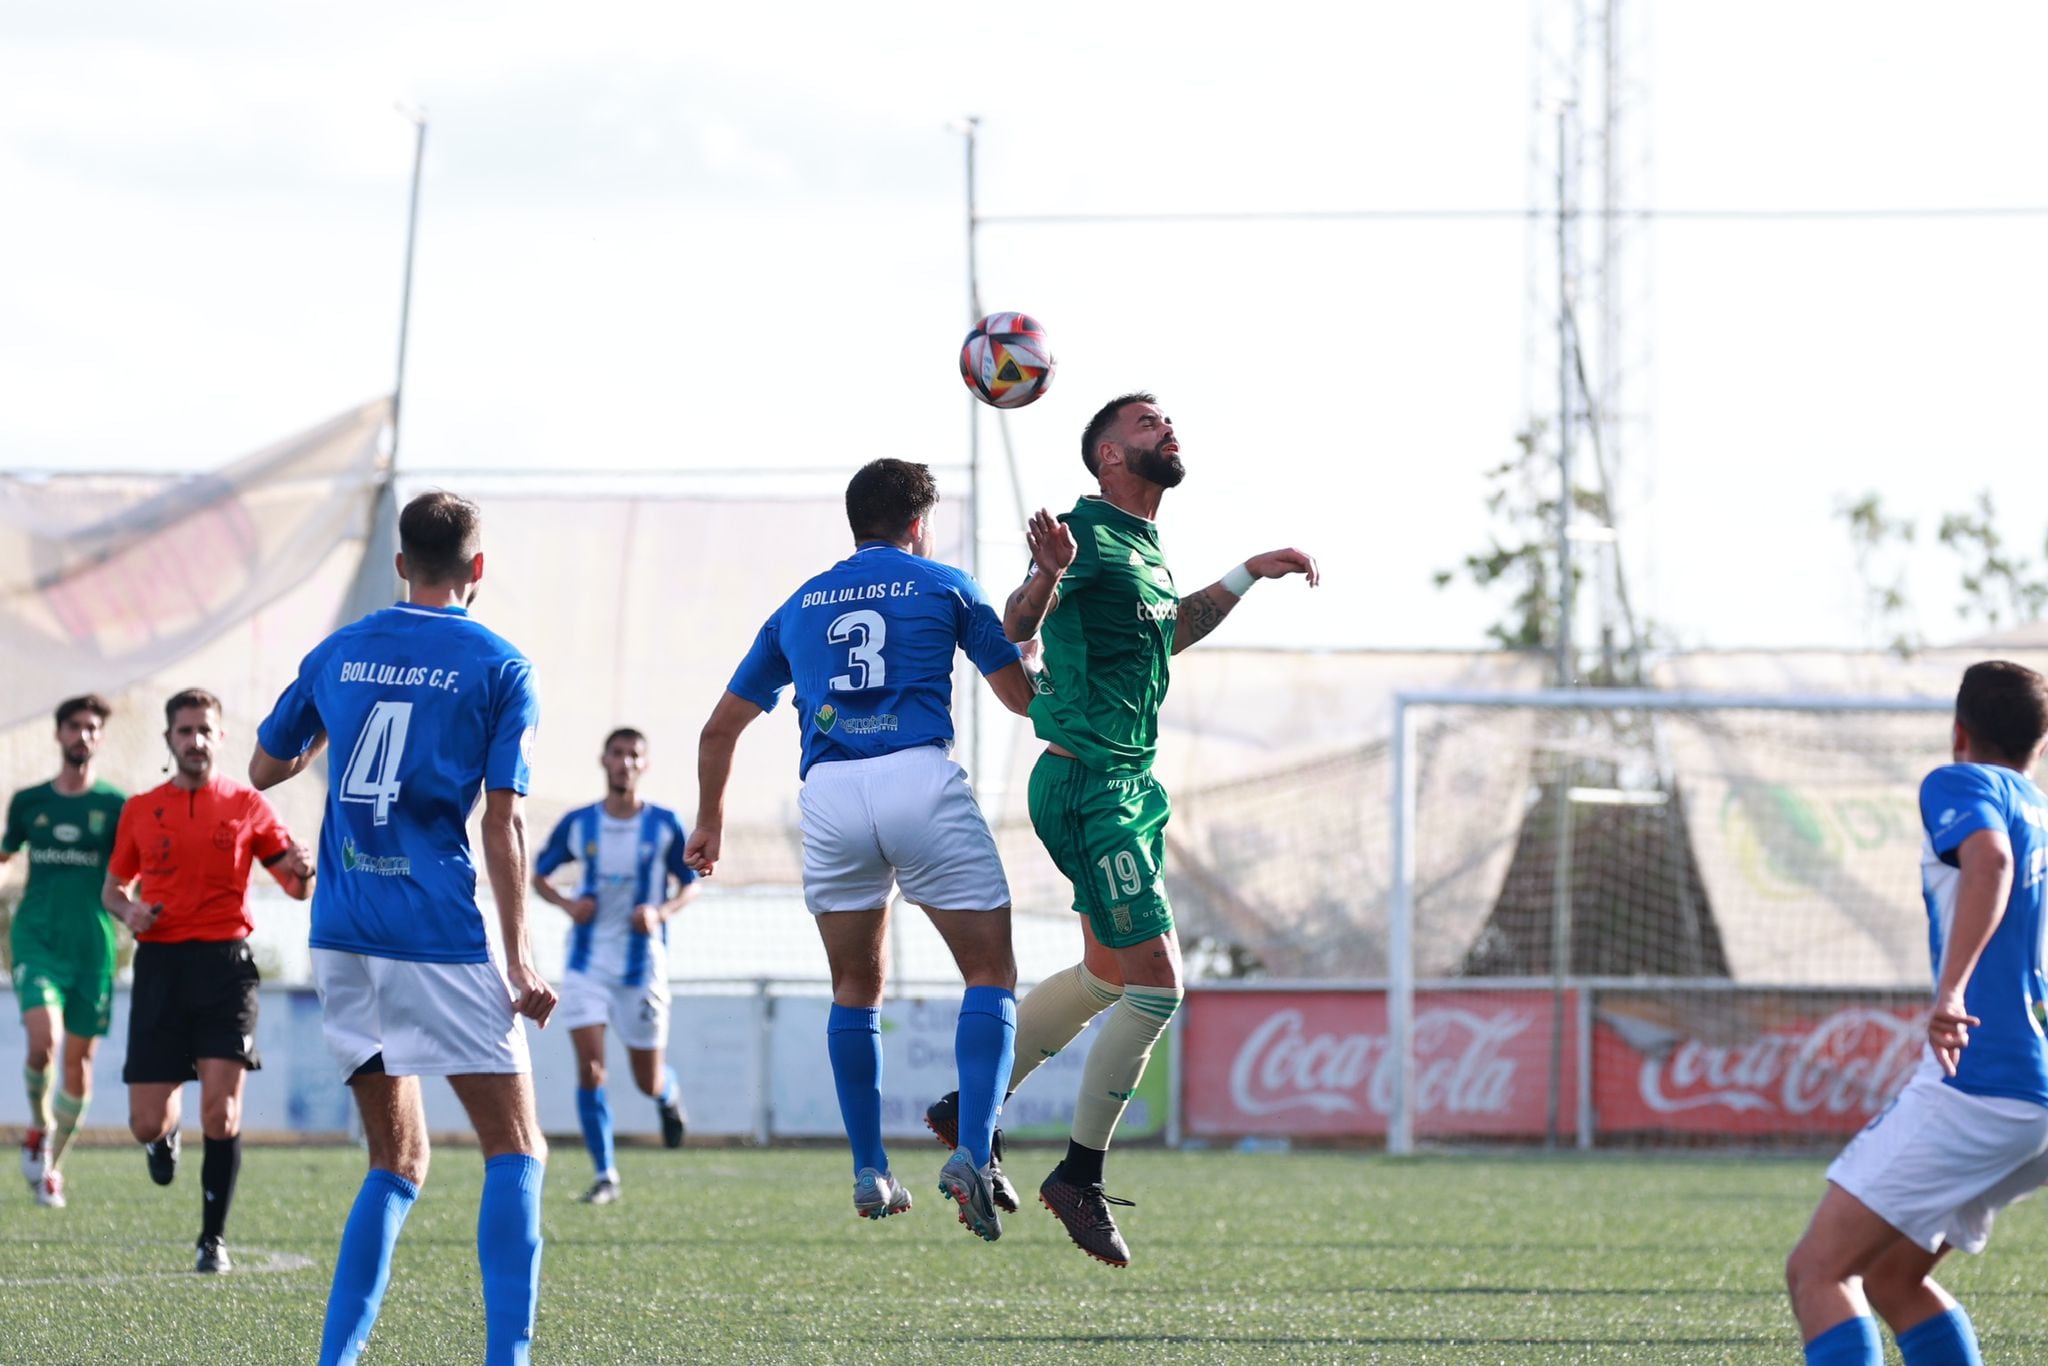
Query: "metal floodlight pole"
957 115 984 792
1554 104 1575 690
1388 698 1418 1155
391 104 428 469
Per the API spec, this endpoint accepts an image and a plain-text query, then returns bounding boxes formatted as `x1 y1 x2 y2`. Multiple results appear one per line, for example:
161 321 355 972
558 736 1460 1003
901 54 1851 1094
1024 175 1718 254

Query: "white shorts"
797 746 1010 915
1827 1058 2048 1254
311 948 532 1079
557 969 671 1051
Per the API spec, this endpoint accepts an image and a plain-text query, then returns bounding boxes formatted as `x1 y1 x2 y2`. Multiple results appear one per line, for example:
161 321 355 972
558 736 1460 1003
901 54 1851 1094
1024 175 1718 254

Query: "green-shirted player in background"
4 693 125 1209
924 392 1318 1265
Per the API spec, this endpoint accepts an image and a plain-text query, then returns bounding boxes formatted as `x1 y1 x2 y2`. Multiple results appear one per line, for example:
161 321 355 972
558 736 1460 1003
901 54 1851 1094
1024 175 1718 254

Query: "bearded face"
1125 434 1186 489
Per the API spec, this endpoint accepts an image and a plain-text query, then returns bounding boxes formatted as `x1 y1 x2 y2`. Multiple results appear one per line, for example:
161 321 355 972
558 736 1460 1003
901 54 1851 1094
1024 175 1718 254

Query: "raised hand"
1245 547 1320 587
1027 509 1078 579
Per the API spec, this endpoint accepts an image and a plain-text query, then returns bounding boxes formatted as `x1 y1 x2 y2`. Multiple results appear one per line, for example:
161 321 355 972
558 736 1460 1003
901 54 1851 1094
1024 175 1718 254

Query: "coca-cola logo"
1228 1007 1531 1118
1632 1006 1926 1117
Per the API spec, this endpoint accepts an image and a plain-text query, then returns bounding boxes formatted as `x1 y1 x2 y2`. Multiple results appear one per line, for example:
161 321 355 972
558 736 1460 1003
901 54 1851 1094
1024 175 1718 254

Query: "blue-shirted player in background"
685 459 1051 1241
1787 661 2048 1366
250 491 557 1366
532 727 699 1205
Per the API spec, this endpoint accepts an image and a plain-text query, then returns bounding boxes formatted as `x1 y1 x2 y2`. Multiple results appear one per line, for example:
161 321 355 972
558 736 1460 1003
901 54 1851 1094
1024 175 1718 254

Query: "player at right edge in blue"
686 459 1057 1241
1787 660 2048 1366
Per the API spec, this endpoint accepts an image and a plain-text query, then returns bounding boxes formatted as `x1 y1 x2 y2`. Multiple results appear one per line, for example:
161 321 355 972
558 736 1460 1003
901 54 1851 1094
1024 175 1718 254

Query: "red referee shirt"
108 776 295 943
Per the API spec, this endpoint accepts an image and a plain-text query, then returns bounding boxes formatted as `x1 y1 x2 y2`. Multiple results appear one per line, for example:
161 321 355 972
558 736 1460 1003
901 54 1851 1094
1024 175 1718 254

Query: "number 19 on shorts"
341 700 413 825
1096 850 1144 899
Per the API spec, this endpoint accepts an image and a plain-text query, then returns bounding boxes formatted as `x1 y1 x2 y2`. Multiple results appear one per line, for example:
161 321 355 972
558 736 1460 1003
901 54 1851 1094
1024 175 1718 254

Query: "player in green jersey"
926 392 1317 1265
3 694 125 1208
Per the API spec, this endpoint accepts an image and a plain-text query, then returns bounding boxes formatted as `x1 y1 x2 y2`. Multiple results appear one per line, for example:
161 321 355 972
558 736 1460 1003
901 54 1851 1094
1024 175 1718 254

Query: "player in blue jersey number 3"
686 459 1045 1242
1787 661 2048 1366
252 491 556 1366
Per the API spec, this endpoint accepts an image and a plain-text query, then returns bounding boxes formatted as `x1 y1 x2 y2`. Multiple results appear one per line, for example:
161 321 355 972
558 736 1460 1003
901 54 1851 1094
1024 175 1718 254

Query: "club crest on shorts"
813 704 838 734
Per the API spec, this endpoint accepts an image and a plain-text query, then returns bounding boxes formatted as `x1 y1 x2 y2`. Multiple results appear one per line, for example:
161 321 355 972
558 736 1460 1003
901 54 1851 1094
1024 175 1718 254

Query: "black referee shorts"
122 939 263 1084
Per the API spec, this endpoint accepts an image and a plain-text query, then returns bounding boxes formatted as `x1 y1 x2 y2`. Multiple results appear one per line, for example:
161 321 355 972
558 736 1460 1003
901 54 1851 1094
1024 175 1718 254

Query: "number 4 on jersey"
341 700 413 826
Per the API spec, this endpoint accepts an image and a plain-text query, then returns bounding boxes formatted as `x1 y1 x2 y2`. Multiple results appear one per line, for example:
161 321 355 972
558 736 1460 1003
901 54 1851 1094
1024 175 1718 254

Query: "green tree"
1434 422 1614 661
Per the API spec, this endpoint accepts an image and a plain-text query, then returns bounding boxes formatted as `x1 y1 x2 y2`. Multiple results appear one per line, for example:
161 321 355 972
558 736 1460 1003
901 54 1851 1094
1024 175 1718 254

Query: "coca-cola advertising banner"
1593 991 1928 1137
1181 989 1580 1138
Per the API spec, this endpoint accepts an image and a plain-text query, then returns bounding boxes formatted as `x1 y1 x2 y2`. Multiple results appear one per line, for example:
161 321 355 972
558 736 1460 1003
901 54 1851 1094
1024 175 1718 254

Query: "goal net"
1384 689 1952 1151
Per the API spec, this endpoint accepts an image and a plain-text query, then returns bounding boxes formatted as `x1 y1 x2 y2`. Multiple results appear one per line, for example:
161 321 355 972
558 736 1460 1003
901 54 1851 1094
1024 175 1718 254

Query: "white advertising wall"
0 984 1165 1145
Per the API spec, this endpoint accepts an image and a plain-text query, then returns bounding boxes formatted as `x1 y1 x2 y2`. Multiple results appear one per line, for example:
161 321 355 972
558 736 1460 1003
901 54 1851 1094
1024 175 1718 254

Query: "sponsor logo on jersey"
32 813 48 828
1151 567 1172 587
28 846 102 867
1128 550 1145 567
51 823 80 843
1135 599 1178 622
839 714 900 735
340 837 412 878
813 704 838 733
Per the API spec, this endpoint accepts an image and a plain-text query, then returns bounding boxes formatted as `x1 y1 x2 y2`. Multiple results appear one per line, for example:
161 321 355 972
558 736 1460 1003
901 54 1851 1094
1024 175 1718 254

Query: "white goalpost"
1386 687 1954 1155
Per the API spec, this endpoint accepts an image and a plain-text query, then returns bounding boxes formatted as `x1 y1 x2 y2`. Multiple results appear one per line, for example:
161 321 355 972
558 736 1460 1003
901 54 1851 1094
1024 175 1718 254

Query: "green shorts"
12 955 115 1039
1027 750 1175 950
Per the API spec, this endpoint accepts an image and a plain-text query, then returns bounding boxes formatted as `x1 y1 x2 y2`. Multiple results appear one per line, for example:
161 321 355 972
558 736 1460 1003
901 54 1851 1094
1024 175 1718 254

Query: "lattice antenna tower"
1526 0 1654 684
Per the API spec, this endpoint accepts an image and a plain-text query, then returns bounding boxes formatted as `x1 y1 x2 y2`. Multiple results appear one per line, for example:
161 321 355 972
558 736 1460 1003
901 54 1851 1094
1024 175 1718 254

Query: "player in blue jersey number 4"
685 459 1050 1242
533 727 699 1204
252 491 556 1366
1786 661 2048 1366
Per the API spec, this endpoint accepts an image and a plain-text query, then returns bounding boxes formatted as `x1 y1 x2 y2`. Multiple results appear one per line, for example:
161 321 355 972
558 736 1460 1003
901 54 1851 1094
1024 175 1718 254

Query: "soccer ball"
960 312 1055 409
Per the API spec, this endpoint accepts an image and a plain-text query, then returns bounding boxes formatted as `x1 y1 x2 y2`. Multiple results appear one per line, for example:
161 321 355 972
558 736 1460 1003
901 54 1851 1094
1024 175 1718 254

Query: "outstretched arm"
1002 509 1077 642
1172 547 1320 655
685 691 766 876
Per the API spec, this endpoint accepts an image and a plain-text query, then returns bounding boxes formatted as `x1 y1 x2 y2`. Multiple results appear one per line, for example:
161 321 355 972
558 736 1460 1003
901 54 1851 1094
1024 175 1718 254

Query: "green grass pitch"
10 1145 2048 1362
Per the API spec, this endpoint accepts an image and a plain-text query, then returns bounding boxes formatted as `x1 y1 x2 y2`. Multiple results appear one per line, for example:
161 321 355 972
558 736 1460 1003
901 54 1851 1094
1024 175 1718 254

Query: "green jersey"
4 780 125 972
1029 495 1178 776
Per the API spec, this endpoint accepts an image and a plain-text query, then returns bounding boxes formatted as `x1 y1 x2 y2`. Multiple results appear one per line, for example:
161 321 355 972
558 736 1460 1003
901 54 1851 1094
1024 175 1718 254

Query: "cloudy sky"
4 1 2045 654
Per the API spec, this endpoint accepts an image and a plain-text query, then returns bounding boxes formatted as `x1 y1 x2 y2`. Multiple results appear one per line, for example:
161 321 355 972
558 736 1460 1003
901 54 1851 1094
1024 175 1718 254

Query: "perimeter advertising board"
1180 988 1581 1139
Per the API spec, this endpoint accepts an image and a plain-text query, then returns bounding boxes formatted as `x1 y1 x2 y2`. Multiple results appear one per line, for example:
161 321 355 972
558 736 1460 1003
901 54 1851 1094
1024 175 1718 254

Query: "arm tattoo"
1004 574 1059 643
1172 585 1236 654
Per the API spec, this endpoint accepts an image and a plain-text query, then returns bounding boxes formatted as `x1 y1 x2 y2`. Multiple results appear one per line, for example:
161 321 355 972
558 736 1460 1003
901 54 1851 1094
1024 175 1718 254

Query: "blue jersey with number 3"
727 542 1020 778
1921 762 2048 1104
257 603 540 964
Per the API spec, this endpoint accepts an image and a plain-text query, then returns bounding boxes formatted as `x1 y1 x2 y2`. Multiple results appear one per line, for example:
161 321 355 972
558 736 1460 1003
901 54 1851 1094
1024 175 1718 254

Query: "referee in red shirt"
101 688 312 1274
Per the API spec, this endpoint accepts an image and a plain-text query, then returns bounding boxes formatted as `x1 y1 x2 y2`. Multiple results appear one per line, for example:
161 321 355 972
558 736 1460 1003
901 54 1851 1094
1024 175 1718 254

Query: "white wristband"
1222 563 1257 597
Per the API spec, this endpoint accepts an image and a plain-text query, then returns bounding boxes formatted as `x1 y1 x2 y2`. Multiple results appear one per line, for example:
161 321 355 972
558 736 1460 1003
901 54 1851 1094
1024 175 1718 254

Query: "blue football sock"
478 1154 544 1366
955 986 1017 1167
826 1004 887 1174
656 1067 679 1107
319 1168 418 1366
1897 1306 1982 1366
1805 1315 1882 1366
575 1086 615 1178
